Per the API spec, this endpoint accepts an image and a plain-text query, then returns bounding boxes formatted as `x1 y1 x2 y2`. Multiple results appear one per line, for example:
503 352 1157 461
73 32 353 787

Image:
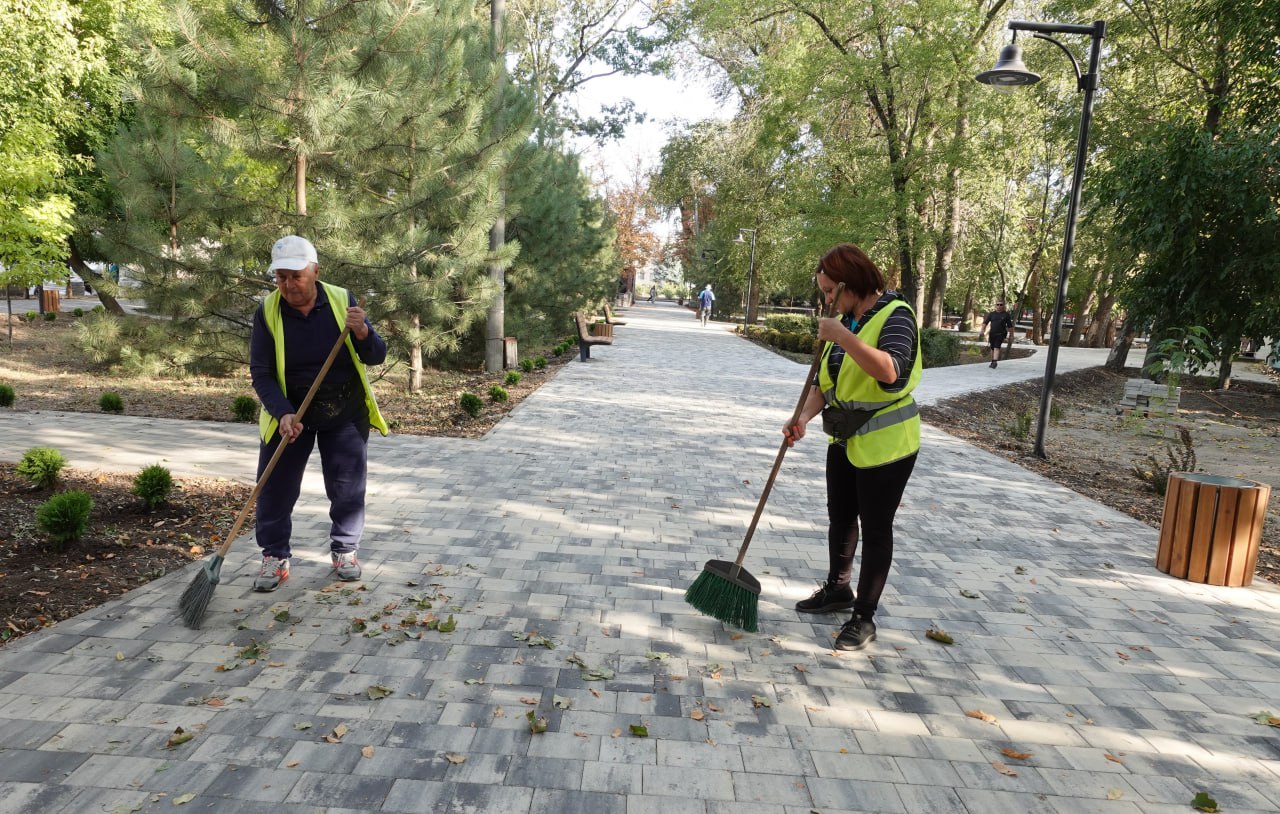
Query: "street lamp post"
735 228 757 334
976 19 1106 459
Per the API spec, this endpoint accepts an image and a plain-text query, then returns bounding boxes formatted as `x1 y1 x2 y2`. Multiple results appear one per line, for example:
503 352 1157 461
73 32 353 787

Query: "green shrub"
92 305 104 314
0 383 13 407
36 490 93 545
43 311 57 321
460 392 483 417
534 356 547 369
520 358 535 373
489 385 509 403
551 344 564 357
232 395 258 422
23 310 37 322
920 328 961 368
504 371 521 386
132 464 174 509
72 307 84 317
99 392 124 413
1008 410 1034 442
763 314 817 335
17 447 66 488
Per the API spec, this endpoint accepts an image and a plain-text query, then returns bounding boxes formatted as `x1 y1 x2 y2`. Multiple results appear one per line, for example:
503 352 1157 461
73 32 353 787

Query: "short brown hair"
816 243 885 299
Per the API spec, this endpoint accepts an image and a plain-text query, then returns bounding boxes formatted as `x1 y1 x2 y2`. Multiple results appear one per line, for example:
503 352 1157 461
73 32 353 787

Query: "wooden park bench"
573 311 613 361
602 301 627 325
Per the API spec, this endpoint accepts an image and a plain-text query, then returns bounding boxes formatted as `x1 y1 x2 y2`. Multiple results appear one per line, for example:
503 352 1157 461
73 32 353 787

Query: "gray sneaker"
332 550 362 581
254 556 290 592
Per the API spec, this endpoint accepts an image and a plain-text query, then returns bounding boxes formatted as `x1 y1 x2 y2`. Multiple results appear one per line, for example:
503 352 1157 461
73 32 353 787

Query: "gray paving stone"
3 311 1279 814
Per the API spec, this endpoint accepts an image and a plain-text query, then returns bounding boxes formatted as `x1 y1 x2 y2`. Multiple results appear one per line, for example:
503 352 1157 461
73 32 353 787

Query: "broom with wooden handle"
684 284 844 632
179 324 352 629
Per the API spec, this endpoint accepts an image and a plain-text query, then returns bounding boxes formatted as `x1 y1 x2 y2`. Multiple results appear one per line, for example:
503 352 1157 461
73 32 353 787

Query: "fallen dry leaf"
286 760 300 768
965 709 998 724
519 696 537 705
445 754 466 764
1000 748 1033 760
991 760 1018 777
361 745 375 759
611 728 622 738
1104 753 1124 764
690 709 705 721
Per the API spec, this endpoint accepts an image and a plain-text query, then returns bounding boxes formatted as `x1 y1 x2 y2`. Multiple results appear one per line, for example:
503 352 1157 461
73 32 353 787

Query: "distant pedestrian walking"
698 284 715 325
978 300 1013 368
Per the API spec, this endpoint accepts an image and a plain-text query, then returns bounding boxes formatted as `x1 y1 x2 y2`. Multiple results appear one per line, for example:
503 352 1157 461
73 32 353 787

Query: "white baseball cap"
268 235 318 272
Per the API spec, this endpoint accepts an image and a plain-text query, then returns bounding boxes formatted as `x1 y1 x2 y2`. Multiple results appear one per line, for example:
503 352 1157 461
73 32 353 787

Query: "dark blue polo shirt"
249 285 387 420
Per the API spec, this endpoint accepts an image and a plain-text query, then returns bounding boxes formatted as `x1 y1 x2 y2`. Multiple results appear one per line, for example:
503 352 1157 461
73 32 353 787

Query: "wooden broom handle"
212 324 352 559
732 283 845 572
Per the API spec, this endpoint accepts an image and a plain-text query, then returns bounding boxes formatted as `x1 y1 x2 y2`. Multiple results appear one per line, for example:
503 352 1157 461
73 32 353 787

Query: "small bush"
92 305 105 314
17 447 66 488
763 314 817 335
489 385 509 403
920 328 962 368
43 311 57 321
1132 426 1196 496
460 392 483 417
72 307 84 317
1008 410 1034 442
551 344 564 357
534 356 547 369
232 395 258 422
36 490 93 545
504 371 521 386
0 383 14 407
132 464 174 509
520 358 535 373
99 392 124 413
23 310 37 322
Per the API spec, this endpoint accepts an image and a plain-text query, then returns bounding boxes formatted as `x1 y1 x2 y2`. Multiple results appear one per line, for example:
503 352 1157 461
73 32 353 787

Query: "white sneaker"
331 550 361 581
254 556 290 592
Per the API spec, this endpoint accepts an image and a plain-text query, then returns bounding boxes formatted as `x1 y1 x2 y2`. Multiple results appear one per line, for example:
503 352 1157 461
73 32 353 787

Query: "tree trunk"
68 238 126 316
1214 343 1232 390
1105 316 1135 371
926 84 970 330
1067 263 1101 347
960 282 975 332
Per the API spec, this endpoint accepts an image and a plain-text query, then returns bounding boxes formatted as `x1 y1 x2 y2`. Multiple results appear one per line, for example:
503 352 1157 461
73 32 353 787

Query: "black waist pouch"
821 406 878 440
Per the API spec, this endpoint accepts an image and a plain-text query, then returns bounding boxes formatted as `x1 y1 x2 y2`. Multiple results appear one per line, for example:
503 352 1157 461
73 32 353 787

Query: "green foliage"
459 393 483 418
43 310 57 321
98 391 123 413
1131 426 1196 496
231 396 257 422
0 383 13 407
17 447 65 488
520 359 535 373
763 314 816 335
534 357 547 370
489 385 509 403
504 371 521 386
1008 411 1034 442
73 311 232 377
920 329 962 369
23 311 37 322
72 307 83 317
1142 326 1215 387
132 464 173 509
36 490 93 545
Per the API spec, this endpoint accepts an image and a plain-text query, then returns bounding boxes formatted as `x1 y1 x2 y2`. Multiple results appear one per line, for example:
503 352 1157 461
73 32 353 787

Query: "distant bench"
573 311 613 361
602 302 627 325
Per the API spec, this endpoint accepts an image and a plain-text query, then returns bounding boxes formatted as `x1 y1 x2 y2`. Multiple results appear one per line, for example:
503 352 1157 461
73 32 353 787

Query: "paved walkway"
1 303 1279 814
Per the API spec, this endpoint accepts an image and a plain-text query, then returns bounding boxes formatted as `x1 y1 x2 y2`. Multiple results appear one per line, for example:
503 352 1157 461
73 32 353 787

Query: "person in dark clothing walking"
248 235 389 591
978 300 1014 368
782 243 921 652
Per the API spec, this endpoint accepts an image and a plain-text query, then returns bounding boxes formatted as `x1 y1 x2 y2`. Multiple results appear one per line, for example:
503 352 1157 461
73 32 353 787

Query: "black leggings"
824 445 917 619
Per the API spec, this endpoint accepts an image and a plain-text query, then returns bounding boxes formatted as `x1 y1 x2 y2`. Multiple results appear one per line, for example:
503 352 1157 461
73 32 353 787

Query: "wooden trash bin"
40 288 61 313
1156 473 1270 586
590 322 613 339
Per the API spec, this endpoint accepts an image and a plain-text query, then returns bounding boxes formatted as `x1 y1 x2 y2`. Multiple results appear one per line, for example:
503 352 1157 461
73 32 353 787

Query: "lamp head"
734 234 746 244
976 42 1041 88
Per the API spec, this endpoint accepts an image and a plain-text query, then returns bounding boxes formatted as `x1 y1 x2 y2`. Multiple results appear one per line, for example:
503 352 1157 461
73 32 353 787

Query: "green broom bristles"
684 568 759 633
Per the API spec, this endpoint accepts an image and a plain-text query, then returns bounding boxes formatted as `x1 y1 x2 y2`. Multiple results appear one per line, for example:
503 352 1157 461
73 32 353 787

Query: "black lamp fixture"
734 228 758 334
976 19 1106 459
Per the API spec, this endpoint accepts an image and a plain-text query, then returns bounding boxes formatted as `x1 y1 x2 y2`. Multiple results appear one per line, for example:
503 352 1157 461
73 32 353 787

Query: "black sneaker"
989 360 997 368
795 581 854 613
834 615 877 651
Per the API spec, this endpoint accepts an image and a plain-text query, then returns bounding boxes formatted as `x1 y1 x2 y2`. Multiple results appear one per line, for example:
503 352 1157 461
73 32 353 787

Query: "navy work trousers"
255 412 369 560
824 445 917 620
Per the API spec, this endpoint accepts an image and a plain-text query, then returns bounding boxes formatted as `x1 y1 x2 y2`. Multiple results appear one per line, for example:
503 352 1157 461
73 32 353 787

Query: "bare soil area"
0 313 571 643
921 365 1280 583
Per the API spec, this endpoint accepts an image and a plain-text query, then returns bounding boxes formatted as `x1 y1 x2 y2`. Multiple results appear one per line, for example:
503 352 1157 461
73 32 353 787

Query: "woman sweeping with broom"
782 243 922 651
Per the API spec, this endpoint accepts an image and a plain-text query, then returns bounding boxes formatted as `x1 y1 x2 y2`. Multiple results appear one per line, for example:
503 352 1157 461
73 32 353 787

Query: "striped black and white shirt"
822 292 918 394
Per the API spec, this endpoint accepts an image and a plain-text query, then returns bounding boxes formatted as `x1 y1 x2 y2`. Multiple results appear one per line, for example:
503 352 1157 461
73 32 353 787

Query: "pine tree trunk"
1105 317 1135 372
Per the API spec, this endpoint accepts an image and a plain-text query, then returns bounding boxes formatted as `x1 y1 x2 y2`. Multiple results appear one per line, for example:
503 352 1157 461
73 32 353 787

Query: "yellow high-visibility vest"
817 299 922 467
257 281 389 442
